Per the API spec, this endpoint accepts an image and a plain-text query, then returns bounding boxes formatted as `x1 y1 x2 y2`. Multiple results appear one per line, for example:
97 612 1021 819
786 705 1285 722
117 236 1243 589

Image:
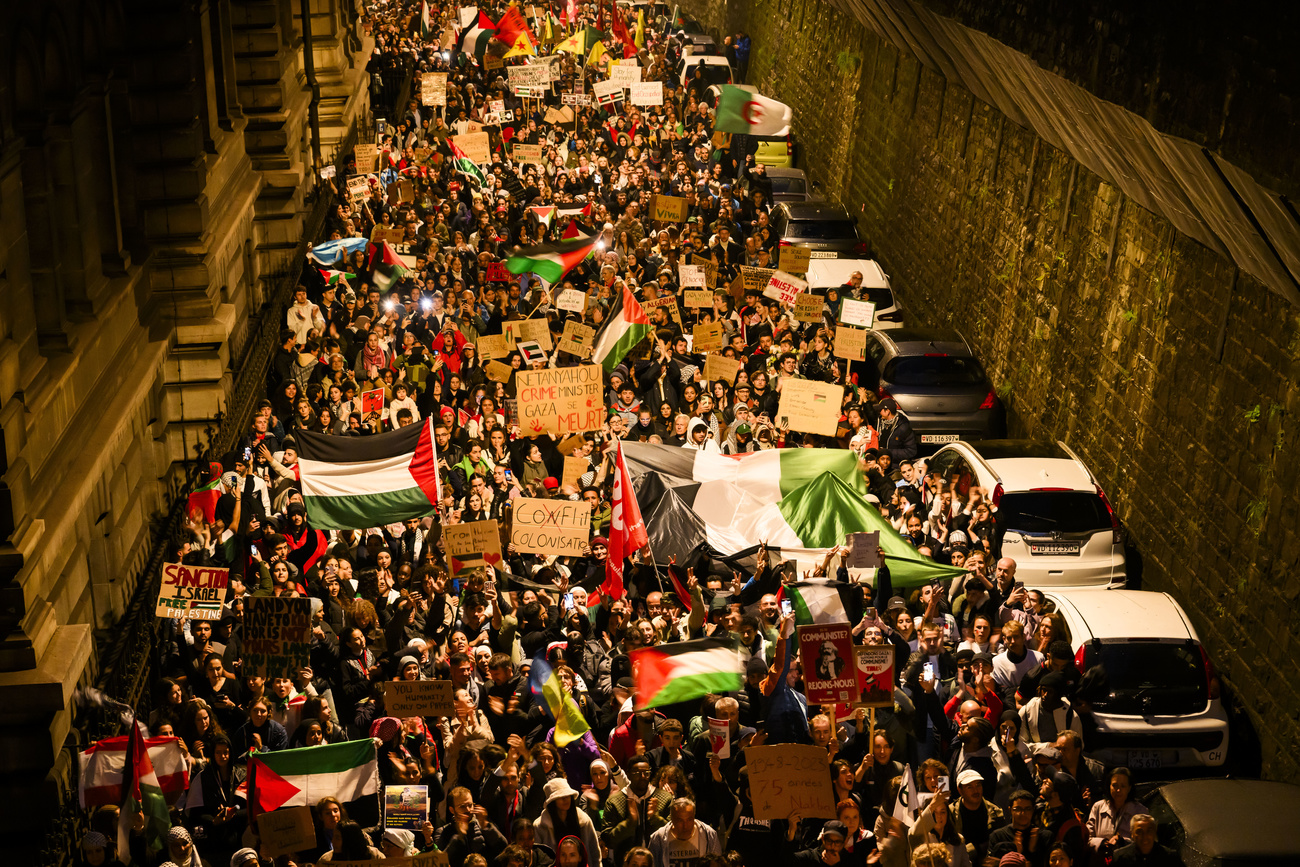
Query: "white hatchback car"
928 440 1126 586
1045 589 1229 771
805 258 904 329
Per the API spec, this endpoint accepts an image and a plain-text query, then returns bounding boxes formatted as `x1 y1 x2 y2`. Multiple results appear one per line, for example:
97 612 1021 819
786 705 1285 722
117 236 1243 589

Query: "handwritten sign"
484 54 504 71
478 334 513 359
763 270 809 306
354 144 378 172
347 175 370 202
640 294 682 325
510 497 592 556
508 64 550 88
834 326 868 362
556 288 587 313
503 318 553 352
839 298 876 328
847 531 882 569
703 354 741 384
747 744 837 820
485 359 514 382
692 321 724 353
591 79 625 104
684 289 714 308
450 132 490 165
740 266 776 294
794 293 823 323
421 73 447 106
558 320 595 357
650 194 689 223
630 81 663 105
692 255 719 288
854 645 896 707
244 597 311 678
384 680 455 718
155 563 228 620
444 519 502 574
799 622 857 705
258 806 317 857
778 246 812 274
515 364 605 436
512 143 544 164
609 64 642 87
776 379 844 436
562 455 589 489
678 264 706 288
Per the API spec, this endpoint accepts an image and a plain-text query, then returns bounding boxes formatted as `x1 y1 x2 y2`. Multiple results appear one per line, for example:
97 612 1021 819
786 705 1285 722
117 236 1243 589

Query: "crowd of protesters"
76 2 1182 867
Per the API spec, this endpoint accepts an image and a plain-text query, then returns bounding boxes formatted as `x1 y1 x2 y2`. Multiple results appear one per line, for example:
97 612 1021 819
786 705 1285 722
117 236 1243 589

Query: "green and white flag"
714 85 792 136
784 581 849 625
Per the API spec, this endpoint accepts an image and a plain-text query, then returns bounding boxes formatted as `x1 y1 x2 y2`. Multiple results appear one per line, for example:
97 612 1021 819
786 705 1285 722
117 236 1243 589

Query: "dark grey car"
770 202 867 259
1147 779 1300 865
861 327 1005 448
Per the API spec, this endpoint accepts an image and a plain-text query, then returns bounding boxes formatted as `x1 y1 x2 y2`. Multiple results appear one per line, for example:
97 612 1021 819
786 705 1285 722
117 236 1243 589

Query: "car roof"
764 167 806 179
1047 590 1195 642
806 258 888 289
985 457 1094 492
778 202 853 220
874 327 970 355
1157 779 1300 858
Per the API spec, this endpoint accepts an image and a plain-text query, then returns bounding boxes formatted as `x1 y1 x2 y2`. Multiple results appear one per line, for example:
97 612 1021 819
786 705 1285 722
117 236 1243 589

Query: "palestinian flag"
529 205 557 230
561 218 590 240
80 735 190 809
460 11 496 56
186 473 225 524
296 417 440 530
591 284 653 372
557 203 592 221
419 0 432 37
631 637 743 709
368 240 410 292
782 581 851 625
247 739 379 816
317 267 356 286
449 138 488 185
117 723 170 855
504 236 598 284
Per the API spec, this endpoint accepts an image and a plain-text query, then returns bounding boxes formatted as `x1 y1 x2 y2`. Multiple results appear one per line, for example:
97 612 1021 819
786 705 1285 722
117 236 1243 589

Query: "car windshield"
861 285 894 309
687 64 730 85
1084 643 1208 715
769 176 806 195
997 491 1111 534
787 219 857 240
883 355 986 386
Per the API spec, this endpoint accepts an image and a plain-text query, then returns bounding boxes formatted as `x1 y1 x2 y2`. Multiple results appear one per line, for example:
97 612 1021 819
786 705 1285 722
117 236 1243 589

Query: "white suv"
1046 589 1229 771
928 440 1126 586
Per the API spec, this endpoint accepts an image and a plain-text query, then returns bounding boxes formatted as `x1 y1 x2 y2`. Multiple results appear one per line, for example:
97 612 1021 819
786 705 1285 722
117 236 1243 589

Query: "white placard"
630 81 663 105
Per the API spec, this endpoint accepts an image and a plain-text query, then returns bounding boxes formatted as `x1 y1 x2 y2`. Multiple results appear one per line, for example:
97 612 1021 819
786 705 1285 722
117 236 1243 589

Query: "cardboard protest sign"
515 364 605 437
371 226 406 246
846 531 882 569
258 806 317 857
641 294 682 325
556 287 587 313
794 292 823 323
485 360 515 382
747 744 838 820
517 340 547 365
512 143 544 164
555 433 587 455
384 680 455 718
777 379 844 436
244 597 311 677
484 54 504 71
330 854 450 867
444 519 502 574
740 266 776 294
692 255 719 288
500 318 552 352
708 718 731 759
477 333 513 359
384 785 430 830
763 270 809 306
421 73 447 106
834 326 868 362
703 354 741 384
510 497 592 556
854 645 896 708
558 320 595 357
839 298 876 328
508 64 550 88
450 132 491 164
354 143 378 172
562 455 589 490
609 64 642 87
155 563 228 620
678 264 706 288
684 289 714 308
346 176 370 202
630 81 663 105
361 387 386 416
799 623 858 705
386 179 416 205
650 194 689 223
543 106 575 124
778 246 812 274
692 321 724 353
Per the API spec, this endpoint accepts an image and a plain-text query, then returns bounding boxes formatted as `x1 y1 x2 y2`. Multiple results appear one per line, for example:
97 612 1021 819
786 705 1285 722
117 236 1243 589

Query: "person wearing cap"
721 420 756 454
647 798 722 867
1037 771 1087 866
1018 672 1084 752
787 817 850 865
533 778 601 867
874 398 917 462
952 766 1007 864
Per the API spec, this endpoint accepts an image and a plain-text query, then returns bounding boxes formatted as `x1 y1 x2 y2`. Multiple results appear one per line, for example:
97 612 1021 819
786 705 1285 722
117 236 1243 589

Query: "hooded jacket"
680 418 720 453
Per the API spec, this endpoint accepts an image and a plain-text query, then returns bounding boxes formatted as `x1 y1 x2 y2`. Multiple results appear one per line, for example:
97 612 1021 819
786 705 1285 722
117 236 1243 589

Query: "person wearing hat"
786 817 850 865
229 848 260 867
1018 672 1084 752
874 398 917 462
721 420 756 454
1037 770 1087 867
534 778 601 867
952 766 1008 864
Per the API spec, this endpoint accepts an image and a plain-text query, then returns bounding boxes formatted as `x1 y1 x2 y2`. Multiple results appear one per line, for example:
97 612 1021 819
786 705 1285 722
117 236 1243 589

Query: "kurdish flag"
504 236 598 284
631 637 744 709
117 723 170 856
247 739 379 816
529 651 591 747
591 283 653 372
296 417 441 530
714 85 793 137
80 735 190 809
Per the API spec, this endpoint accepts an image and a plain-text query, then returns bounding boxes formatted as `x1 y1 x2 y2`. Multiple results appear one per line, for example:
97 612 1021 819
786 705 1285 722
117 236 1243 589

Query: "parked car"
927 440 1125 585
805 258 903 329
861 327 1005 444
1146 779 1300 864
752 133 795 168
679 55 733 87
1045 589 1229 770
762 167 811 202
770 202 868 259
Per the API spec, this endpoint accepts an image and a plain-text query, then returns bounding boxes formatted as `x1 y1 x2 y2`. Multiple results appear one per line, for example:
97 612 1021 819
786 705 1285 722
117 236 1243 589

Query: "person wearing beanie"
1037 770 1087 866
874 397 917 462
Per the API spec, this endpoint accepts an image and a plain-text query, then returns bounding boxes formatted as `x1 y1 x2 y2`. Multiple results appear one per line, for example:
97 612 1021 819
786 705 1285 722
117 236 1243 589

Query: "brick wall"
685 0 1300 781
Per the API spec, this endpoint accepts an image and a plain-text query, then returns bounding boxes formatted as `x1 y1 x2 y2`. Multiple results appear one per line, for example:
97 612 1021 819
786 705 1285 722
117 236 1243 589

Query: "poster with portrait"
853 645 896 708
798 622 857 705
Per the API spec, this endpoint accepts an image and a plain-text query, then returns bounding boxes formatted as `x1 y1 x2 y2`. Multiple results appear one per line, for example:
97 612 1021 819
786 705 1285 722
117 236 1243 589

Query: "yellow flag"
556 30 583 54
504 31 537 57
586 39 607 67
635 10 645 49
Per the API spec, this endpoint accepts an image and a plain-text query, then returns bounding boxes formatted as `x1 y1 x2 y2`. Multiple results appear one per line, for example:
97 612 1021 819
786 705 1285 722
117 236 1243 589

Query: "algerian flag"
784 581 848 625
296 418 441 529
504 236 598 284
631 637 743 709
591 284 653 372
248 739 379 814
714 84 792 136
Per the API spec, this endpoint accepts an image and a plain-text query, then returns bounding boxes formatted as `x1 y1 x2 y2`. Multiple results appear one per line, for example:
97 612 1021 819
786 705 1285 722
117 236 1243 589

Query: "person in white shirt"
991 619 1043 709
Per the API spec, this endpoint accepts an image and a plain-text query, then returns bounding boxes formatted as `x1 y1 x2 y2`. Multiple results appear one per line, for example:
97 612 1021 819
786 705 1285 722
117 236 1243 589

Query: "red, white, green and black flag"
247 739 379 817
630 636 743 709
591 283 653 372
504 236 598 284
460 10 496 56
317 267 355 286
589 440 646 612
295 417 441 530
419 0 433 37
449 138 488 186
367 241 410 292
117 722 170 855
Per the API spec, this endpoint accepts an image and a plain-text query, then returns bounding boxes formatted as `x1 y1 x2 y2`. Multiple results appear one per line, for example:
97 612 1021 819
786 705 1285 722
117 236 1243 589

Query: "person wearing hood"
680 417 720 453
874 398 918 461
534 779 602 867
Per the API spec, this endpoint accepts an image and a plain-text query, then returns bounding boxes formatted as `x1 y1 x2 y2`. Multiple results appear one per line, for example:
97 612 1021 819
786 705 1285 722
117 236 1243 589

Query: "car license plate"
1028 541 1083 555
920 434 960 444
1127 750 1171 770
809 251 838 259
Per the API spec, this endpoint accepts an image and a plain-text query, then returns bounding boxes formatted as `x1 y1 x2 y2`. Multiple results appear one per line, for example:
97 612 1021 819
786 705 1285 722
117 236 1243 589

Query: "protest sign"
558 320 595 357
853 645 896 708
703 354 741 384
543 106 575 124
386 179 416 205
510 498 591 556
799 623 858 705
489 100 505 114
155 563 228 620
692 255 719 288
649 194 689 223
346 176 370 202
421 73 447 106
562 455 589 490
794 292 823 323
555 434 587 455
640 293 682 325
678 264 706 288
763 270 809 306
354 143 378 172
361 387 386 416
609 63 642 87
330 854 449 867
485 360 514 382
515 364 604 436
477 333 512 359
692 321 724 353
244 597 311 677
777 379 844 436
707 718 731 759
846 531 882 569
747 744 837 820
740 266 776 294
486 262 510 282
561 91 591 106
512 143 544 164
592 79 625 104
258 806 316 857
320 165 336 180
556 287 587 313
451 132 490 164
839 298 876 328
384 785 430 830
508 64 549 88
484 54 504 71
684 289 714 308
630 81 663 105
517 340 547 365
482 110 514 125
501 318 552 352
370 226 406 246
778 246 812 274
834 326 868 362
444 519 502 574
384 680 455 718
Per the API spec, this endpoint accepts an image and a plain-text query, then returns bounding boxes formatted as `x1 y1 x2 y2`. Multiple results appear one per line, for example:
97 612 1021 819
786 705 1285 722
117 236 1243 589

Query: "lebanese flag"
248 739 379 818
117 723 171 855
590 440 646 610
80 735 190 809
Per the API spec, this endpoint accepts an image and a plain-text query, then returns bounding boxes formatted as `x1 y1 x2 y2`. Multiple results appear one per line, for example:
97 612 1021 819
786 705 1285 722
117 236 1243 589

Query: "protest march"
73 3 1194 867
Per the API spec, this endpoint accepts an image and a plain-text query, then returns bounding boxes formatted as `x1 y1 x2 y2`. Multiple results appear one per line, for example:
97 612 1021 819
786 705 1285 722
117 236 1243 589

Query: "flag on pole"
631 637 743 709
449 138 489 185
317 267 356 286
714 85 793 136
591 283 653 372
504 236 599 284
367 241 410 292
117 722 170 856
528 651 592 747
460 11 496 56
80 735 190 809
419 0 432 37
504 31 537 57
635 9 645 49
600 439 647 600
892 764 922 827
